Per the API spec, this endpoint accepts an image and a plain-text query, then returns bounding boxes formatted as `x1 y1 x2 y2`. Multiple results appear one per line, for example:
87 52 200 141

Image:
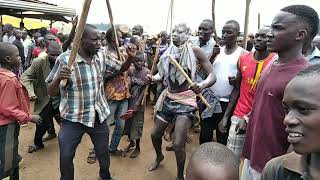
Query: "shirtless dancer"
147 23 216 180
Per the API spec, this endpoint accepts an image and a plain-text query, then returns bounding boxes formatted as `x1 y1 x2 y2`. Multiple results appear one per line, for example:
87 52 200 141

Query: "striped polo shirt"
46 50 121 127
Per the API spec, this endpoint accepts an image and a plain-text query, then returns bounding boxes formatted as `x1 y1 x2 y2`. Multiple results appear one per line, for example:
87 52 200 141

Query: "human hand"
31 114 42 125
126 43 137 58
57 65 71 81
29 95 38 101
213 44 220 55
218 117 228 133
228 75 236 85
190 82 203 94
235 119 247 134
71 16 78 27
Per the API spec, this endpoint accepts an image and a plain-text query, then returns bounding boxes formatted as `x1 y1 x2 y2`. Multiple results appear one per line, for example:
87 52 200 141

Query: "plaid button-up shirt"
46 50 122 127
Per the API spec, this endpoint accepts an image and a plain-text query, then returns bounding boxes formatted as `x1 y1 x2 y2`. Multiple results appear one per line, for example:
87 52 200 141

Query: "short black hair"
201 19 214 29
134 51 145 61
281 5 319 38
47 41 62 53
225 20 240 32
0 42 17 65
83 24 98 39
295 64 320 78
105 26 120 44
190 142 238 169
133 25 144 34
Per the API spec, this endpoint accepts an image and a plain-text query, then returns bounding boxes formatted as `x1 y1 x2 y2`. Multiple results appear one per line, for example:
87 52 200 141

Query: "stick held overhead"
62 0 92 86
106 0 122 61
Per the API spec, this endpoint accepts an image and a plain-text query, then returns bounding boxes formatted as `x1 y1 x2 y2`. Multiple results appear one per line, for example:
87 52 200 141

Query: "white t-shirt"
211 46 243 102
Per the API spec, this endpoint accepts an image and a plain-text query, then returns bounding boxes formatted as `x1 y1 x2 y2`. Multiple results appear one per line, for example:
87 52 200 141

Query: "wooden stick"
243 0 251 49
106 0 122 61
141 39 161 105
61 0 92 86
168 55 211 108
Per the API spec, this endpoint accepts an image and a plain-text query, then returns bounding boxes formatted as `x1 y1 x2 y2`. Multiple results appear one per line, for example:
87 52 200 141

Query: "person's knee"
151 130 163 140
172 142 185 152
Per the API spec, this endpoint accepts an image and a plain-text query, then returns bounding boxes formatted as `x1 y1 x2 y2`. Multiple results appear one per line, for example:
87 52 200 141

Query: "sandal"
87 149 97 164
28 145 44 153
109 149 126 157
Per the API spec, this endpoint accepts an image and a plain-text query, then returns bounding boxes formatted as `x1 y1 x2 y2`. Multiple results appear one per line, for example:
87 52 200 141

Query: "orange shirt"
0 68 31 125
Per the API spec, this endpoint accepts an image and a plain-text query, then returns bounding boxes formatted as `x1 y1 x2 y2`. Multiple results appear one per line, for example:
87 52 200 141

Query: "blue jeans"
59 119 111 180
108 99 128 152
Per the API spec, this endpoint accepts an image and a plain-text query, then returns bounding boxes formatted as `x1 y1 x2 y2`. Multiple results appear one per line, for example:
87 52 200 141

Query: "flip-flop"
87 149 97 164
28 145 44 153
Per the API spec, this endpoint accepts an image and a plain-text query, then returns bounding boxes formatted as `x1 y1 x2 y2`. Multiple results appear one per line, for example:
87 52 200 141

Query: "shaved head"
186 142 239 180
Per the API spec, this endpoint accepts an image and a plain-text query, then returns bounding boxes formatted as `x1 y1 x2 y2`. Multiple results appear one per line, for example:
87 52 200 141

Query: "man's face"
46 34 56 46
198 21 213 42
237 37 244 47
133 57 145 70
254 28 269 51
172 25 188 46
8 46 21 68
82 29 102 55
14 30 22 39
47 48 62 65
283 77 320 155
132 26 142 36
22 31 28 40
222 23 239 45
267 11 305 53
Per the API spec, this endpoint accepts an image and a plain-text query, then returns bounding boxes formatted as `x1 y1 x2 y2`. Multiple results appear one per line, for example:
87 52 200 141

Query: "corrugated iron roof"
0 0 76 17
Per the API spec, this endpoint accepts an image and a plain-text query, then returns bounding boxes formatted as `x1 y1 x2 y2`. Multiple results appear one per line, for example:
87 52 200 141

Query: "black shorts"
156 97 197 125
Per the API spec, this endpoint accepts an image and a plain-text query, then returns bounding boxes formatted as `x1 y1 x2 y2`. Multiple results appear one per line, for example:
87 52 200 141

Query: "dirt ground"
18 105 201 180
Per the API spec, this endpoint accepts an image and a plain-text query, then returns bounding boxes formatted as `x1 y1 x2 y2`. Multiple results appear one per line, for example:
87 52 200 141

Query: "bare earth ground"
18 105 200 180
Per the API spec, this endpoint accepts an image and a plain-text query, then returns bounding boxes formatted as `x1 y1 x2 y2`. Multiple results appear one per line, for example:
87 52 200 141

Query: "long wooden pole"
211 0 218 42
168 55 211 108
243 0 251 49
62 0 92 86
141 39 161 105
106 0 122 61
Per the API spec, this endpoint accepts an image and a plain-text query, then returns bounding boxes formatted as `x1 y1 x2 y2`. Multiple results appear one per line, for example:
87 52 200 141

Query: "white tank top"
211 46 243 102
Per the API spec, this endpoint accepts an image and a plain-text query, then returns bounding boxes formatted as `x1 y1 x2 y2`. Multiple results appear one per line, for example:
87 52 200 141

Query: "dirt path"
19 105 200 180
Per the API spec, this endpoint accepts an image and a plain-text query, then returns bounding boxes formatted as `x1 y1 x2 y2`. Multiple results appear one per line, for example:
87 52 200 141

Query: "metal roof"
0 0 76 22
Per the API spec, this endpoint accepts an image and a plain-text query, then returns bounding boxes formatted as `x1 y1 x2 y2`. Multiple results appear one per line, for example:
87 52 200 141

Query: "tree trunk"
211 0 218 42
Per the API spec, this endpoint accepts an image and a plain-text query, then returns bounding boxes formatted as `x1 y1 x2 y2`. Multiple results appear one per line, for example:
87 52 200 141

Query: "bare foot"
129 148 140 158
148 154 164 171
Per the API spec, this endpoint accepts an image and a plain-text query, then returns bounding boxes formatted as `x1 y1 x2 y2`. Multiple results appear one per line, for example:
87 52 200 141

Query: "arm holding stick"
168 55 212 108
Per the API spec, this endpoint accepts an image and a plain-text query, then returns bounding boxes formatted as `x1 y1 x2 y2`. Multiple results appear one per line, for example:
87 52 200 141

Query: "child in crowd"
0 42 41 179
186 142 239 180
123 51 150 158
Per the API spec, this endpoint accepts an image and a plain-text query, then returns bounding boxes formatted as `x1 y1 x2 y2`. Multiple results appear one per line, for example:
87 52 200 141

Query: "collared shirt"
2 34 16 43
0 68 31 126
262 152 311 180
306 46 320 65
189 36 216 59
46 50 121 127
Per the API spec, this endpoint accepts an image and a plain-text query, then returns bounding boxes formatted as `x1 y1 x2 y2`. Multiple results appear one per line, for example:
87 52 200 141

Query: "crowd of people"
0 4 320 180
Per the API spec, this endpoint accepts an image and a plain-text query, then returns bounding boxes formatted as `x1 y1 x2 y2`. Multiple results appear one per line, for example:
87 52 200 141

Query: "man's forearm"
47 77 61 96
201 73 216 89
223 88 240 119
119 56 133 72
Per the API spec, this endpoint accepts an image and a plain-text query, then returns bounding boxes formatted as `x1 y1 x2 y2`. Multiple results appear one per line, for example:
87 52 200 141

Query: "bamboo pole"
141 39 161 105
61 0 92 86
243 0 251 49
106 0 122 61
168 55 211 108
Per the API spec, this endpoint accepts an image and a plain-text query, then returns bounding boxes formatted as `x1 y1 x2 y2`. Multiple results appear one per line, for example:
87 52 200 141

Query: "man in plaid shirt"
46 24 137 180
